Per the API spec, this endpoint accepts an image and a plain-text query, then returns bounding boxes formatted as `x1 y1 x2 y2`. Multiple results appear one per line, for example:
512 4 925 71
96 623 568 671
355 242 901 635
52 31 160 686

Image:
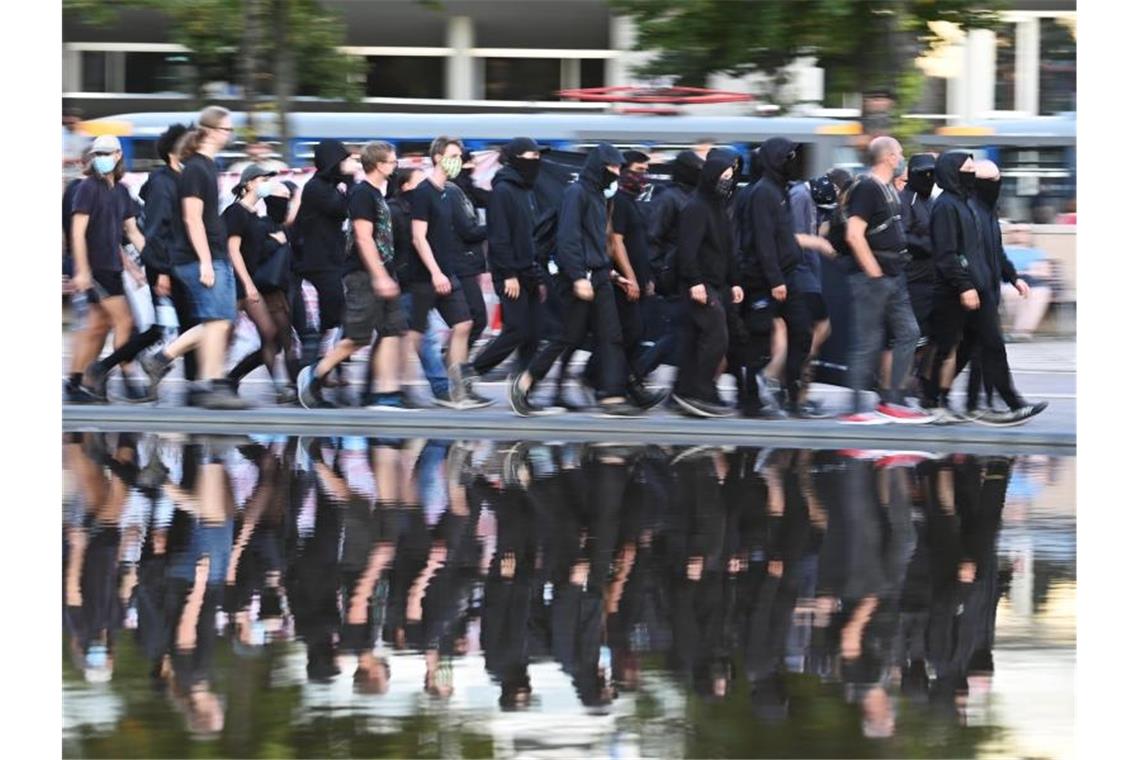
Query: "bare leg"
764 317 787 381
199 321 232 381
448 320 472 367
374 336 402 394
72 305 111 374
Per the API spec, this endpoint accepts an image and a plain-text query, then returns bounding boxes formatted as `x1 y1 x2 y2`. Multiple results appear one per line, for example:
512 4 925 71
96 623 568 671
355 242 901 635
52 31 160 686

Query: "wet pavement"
62 432 1075 758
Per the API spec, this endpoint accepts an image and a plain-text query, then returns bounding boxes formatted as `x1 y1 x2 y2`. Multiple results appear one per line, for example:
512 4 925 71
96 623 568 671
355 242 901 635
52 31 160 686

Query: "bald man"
839 136 930 425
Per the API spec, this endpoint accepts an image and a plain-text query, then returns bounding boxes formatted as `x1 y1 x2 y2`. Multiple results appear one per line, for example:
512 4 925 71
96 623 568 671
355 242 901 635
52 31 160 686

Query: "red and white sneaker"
837 411 888 425
875 403 934 424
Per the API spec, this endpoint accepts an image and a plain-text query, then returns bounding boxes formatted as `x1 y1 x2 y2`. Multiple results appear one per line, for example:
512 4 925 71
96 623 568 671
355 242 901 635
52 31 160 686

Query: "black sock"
228 351 263 384
68 372 82 389
939 389 951 407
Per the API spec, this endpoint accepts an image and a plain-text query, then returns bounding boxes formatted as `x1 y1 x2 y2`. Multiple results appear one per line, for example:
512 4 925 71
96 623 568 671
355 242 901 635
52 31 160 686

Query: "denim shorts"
172 259 237 322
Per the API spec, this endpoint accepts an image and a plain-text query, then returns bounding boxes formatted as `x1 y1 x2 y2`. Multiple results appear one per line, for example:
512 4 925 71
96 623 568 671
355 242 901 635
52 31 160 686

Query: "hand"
270 231 287 245
245 285 261 303
731 286 744 304
130 267 147 286
573 278 594 302
503 277 520 300
155 274 171 298
431 271 452 296
818 239 836 257
1015 278 1030 298
373 274 400 300
689 283 707 305
618 277 640 301
960 288 980 311
645 279 656 297
771 284 787 302
72 269 91 293
199 262 215 288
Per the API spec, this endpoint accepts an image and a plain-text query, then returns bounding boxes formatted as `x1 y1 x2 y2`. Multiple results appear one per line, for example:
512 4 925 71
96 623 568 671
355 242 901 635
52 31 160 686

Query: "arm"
124 214 147 254
901 194 932 258
411 219 448 285
648 193 678 268
70 213 91 291
675 203 705 299
451 192 487 243
555 185 587 282
227 233 257 301
749 188 786 287
309 181 349 219
845 216 884 279
929 204 974 294
485 185 517 279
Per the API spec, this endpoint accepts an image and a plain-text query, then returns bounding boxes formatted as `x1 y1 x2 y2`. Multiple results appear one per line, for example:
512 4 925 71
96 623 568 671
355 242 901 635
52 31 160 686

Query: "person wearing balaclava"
469 137 547 380
669 148 744 417
836 136 929 425
737 138 830 418
508 142 644 417
294 137 359 382
946 159 1047 425
899 153 939 402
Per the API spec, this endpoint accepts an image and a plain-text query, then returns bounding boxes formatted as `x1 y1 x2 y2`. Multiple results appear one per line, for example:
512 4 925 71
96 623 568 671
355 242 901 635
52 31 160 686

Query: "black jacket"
554 142 624 281
387 193 416 285
295 139 350 273
445 180 488 277
899 184 935 284
486 164 541 282
139 165 181 274
970 191 1019 299
930 152 990 294
648 150 703 289
675 148 740 292
739 138 802 290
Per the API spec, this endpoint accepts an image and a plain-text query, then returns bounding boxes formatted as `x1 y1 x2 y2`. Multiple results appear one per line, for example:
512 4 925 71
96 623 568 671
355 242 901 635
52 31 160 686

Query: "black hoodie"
899 160 936 284
139 164 181 274
445 180 488 277
675 148 740 292
969 184 1019 300
648 150 704 290
930 152 990 295
486 164 541 282
738 138 802 289
554 142 624 281
295 139 350 273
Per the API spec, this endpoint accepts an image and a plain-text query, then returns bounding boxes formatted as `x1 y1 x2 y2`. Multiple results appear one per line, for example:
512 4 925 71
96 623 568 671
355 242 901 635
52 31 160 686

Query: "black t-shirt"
346 181 397 279
171 153 226 265
611 192 652 289
410 178 458 279
222 201 268 272
846 176 907 274
71 177 135 272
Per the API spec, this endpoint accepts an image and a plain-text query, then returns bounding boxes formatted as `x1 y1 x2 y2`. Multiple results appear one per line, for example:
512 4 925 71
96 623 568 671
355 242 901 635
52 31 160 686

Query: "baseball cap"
90 135 122 154
233 163 278 194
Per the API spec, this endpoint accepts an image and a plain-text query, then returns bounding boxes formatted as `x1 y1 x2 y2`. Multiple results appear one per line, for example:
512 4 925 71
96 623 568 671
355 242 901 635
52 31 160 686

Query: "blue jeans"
172 259 237 323
401 292 448 397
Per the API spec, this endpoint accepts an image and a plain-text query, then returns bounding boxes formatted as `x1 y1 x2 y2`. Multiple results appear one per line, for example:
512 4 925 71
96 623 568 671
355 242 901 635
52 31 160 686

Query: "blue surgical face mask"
93 155 116 175
603 180 618 199
255 182 274 199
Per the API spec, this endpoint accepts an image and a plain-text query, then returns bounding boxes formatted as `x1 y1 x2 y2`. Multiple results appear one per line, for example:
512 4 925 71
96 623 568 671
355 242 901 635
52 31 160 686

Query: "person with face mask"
951 160 1047 426
899 153 938 361
838 136 929 425
508 142 643 417
738 138 832 418
66 135 152 404
294 138 359 395
454 148 491 209
468 137 548 381
444 143 490 353
669 148 744 417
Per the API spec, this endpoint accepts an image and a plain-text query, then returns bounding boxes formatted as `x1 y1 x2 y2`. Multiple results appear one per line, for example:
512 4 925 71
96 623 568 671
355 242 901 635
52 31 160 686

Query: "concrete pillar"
62 47 80 92
966 28 996 120
1016 18 1041 115
607 15 635 87
560 58 581 92
446 15 474 100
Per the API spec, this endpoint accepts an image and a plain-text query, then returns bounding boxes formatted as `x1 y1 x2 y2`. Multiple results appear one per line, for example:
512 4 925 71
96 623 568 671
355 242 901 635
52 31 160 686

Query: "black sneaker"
507 374 539 417
672 394 733 418
198 382 251 411
64 380 104 405
139 351 172 398
457 363 494 407
740 401 788 420
978 401 1048 427
628 378 669 411
81 362 109 402
121 377 151 404
798 399 830 419
366 392 420 412
597 399 647 417
297 365 335 410
430 386 467 410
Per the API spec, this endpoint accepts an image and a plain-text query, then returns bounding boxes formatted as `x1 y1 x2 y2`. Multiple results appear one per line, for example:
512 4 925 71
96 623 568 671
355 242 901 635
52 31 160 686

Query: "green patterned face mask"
440 155 462 179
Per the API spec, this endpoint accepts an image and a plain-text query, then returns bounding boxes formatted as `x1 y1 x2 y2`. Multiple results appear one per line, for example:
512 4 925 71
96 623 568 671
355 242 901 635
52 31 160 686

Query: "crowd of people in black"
62 105 1046 426
65 431 1020 739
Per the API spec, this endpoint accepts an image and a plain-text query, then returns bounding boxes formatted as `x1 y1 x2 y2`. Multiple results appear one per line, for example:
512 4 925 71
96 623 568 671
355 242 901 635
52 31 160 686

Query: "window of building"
483 58 560 101
994 23 1017 111
124 52 193 94
365 57 444 99
1039 18 1076 114
580 58 605 89
81 51 107 92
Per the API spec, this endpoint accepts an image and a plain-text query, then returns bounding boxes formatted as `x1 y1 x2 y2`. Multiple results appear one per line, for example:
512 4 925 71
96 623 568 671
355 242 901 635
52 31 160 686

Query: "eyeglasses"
211 125 234 133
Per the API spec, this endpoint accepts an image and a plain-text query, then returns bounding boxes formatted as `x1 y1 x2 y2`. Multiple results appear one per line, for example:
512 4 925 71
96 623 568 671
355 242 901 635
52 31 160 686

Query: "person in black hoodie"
446 152 490 351
507 142 643 417
899 153 939 400
670 148 743 417
295 138 359 375
738 138 831 416
470 137 546 378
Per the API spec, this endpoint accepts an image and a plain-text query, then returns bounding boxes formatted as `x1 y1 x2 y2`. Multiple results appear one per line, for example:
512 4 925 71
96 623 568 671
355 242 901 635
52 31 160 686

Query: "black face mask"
715 176 735 199
265 196 290 225
957 170 976 196
909 171 935 198
975 177 1002 208
603 168 621 187
512 157 540 187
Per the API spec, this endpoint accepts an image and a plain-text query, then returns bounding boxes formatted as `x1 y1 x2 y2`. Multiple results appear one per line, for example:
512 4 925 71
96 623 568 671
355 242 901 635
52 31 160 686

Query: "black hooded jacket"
486 164 541 282
899 178 935 284
738 138 802 289
930 152 990 295
445 180 488 277
295 139 350 273
139 165 181 273
675 148 740 292
648 150 703 289
969 185 1019 299
555 142 624 281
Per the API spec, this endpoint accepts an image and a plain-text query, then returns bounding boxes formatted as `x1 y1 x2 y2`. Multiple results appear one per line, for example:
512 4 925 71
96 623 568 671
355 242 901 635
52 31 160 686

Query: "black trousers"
472 277 543 376
673 286 729 402
298 268 345 332
932 289 1021 409
526 270 626 400
583 285 644 388
458 273 489 348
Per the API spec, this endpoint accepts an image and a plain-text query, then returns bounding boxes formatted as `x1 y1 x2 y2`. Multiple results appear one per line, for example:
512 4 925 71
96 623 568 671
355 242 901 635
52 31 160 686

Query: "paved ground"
62 335 1076 453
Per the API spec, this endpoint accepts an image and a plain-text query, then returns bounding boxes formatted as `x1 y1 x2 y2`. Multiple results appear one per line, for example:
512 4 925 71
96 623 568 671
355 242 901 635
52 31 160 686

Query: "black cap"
501 137 544 159
622 149 651 165
908 152 937 174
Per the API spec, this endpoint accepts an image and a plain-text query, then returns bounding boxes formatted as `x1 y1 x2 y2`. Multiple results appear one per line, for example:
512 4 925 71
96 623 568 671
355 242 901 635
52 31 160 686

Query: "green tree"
610 0 1005 133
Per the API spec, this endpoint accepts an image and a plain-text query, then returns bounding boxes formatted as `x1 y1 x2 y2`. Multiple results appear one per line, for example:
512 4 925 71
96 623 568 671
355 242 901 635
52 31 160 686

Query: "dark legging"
228 290 299 387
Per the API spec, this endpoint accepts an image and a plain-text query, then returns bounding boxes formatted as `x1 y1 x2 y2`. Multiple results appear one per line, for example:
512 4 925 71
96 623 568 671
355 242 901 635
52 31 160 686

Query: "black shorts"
907 280 934 338
342 270 407 342
407 277 472 333
88 269 125 302
804 291 829 323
